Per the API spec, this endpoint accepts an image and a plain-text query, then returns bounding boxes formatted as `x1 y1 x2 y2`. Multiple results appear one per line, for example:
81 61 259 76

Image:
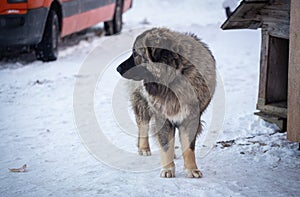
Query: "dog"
117 28 216 178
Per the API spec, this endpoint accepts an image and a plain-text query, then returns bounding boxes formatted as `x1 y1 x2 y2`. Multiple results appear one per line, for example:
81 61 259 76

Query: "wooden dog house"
221 0 300 143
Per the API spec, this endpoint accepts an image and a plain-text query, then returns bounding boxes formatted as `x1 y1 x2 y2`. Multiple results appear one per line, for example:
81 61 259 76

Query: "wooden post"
287 0 300 142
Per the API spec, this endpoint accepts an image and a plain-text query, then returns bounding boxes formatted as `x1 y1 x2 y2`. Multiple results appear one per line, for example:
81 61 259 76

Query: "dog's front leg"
154 116 176 178
131 91 152 156
137 122 151 156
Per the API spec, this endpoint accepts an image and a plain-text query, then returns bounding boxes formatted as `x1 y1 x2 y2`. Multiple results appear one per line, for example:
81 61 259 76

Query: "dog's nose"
117 66 122 74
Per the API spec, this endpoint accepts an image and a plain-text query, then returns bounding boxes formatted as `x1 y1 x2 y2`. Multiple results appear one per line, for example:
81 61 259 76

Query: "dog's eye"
133 48 138 57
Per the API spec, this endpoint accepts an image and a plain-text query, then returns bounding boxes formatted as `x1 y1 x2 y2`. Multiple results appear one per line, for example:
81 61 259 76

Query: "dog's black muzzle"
117 54 135 76
117 54 152 81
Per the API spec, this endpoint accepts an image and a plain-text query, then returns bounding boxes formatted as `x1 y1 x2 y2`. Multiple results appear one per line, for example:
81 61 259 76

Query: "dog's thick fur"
117 28 216 178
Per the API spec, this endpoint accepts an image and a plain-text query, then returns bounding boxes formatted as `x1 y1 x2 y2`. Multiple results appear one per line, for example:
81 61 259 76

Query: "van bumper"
0 7 48 47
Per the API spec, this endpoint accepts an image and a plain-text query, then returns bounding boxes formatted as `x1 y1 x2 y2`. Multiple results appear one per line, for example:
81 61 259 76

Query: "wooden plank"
287 0 300 142
260 9 290 23
266 22 290 39
245 0 268 2
244 0 269 3
257 27 269 108
261 10 290 22
254 111 286 131
221 0 290 30
263 0 290 10
221 2 265 29
257 102 287 118
221 21 261 30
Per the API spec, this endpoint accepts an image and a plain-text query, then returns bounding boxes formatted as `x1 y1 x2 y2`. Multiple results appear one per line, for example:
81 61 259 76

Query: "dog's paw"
138 148 151 156
160 167 175 178
185 169 203 178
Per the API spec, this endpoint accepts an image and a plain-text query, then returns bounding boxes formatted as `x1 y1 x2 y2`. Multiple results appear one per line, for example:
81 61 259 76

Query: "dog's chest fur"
140 84 191 125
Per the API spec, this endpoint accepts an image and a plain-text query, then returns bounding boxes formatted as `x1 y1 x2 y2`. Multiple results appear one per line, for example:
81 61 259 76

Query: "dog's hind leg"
179 117 203 178
154 116 176 178
131 90 151 156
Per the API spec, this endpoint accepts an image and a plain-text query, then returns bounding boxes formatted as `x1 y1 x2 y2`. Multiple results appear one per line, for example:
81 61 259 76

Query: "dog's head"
116 48 154 81
117 28 194 84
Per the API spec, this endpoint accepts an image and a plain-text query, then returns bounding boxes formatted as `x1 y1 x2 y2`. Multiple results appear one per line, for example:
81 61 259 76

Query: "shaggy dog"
117 28 216 178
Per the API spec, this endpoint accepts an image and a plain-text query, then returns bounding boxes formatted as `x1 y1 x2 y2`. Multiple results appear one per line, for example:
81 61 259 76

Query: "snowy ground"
1 0 300 196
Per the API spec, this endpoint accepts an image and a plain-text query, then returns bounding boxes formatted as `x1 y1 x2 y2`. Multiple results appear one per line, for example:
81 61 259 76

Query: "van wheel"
104 1 123 35
36 10 59 62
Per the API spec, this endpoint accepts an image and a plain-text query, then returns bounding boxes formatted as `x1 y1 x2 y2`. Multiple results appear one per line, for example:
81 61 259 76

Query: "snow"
1 0 300 196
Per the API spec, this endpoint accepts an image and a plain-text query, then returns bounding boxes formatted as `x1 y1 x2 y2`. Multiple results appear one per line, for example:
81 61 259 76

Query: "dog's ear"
147 47 179 69
147 47 161 63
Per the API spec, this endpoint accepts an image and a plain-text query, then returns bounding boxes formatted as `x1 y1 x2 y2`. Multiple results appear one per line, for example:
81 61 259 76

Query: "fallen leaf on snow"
9 164 27 173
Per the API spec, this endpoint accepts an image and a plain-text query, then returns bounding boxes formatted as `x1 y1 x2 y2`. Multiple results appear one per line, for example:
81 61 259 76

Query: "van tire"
104 1 123 36
36 10 59 62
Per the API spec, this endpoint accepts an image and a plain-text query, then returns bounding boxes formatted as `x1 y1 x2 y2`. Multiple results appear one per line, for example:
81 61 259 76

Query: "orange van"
0 0 132 61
